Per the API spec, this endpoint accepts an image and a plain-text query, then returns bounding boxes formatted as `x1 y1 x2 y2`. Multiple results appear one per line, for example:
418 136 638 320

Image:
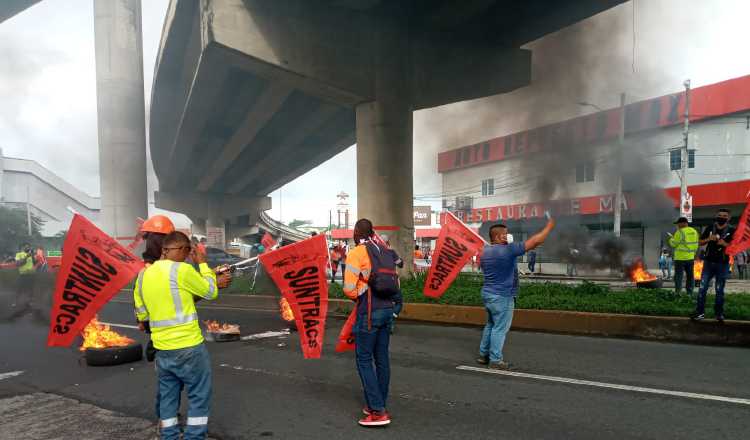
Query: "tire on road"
207 331 240 342
85 343 143 366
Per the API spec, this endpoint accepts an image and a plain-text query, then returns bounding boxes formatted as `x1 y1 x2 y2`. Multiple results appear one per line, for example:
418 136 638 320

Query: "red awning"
416 228 441 239
329 229 353 240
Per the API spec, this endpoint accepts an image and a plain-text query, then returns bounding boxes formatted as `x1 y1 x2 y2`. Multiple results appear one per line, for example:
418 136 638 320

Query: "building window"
482 142 490 160
504 137 512 156
462 148 471 165
575 161 595 183
669 149 696 171
481 178 495 196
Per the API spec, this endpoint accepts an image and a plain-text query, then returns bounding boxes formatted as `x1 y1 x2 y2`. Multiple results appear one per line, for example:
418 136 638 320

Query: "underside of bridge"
150 0 624 258
0 0 41 23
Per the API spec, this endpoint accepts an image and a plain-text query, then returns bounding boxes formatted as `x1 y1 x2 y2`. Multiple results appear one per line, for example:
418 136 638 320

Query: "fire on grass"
627 259 663 288
79 316 135 351
694 260 704 280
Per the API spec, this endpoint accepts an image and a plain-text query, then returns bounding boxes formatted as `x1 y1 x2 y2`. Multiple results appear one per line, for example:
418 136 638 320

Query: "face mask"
716 217 728 225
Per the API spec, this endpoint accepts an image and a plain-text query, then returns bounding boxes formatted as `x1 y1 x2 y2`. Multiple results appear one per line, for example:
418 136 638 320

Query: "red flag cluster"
727 201 750 256
48 215 144 347
259 234 329 359
423 211 486 298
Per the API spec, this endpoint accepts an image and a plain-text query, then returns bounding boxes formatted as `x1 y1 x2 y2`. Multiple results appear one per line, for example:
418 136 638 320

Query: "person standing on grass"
735 251 747 280
669 216 699 296
692 208 735 322
476 216 555 370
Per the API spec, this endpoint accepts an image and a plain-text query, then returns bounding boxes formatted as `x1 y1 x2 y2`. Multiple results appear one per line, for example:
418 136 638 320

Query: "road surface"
0 294 748 439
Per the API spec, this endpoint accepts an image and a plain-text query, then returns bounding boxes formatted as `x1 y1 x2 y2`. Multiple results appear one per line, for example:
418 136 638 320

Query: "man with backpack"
343 219 400 427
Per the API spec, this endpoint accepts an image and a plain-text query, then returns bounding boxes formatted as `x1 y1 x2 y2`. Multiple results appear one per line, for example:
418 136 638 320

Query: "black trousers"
673 260 694 295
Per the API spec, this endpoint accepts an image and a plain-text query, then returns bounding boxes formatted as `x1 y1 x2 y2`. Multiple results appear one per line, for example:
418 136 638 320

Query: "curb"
115 292 750 346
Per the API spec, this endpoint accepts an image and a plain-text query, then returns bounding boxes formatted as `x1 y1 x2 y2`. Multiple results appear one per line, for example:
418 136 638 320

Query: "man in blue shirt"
477 217 555 370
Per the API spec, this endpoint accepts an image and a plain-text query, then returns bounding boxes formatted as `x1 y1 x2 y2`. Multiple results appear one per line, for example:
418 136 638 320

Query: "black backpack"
364 242 400 299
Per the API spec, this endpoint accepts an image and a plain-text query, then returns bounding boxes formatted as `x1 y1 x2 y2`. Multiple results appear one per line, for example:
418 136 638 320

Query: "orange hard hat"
140 215 175 234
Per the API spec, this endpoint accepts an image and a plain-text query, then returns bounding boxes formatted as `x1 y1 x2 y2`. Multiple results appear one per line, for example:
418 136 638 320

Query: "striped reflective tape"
150 313 199 328
187 416 208 426
161 418 179 428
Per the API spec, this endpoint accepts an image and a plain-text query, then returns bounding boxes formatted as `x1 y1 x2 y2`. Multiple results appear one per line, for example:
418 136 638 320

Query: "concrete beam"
421 0 495 30
0 0 41 23
207 0 374 105
412 42 530 110
255 131 356 196
227 102 341 194
162 49 230 190
197 82 293 192
154 190 271 222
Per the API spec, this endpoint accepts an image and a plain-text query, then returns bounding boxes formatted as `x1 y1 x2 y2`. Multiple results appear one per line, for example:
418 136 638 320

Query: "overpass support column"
93 0 148 239
356 18 414 273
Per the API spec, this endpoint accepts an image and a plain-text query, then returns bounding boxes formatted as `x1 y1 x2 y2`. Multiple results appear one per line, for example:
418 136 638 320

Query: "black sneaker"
475 355 489 365
716 315 725 323
690 313 705 321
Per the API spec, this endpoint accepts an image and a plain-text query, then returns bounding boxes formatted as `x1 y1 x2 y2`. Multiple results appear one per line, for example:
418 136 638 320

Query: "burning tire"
84 343 143 367
636 279 664 289
207 331 240 342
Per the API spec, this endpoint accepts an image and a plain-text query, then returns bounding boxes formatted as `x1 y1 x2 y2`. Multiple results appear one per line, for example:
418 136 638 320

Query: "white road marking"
99 322 140 329
0 371 24 381
240 329 290 341
456 365 750 406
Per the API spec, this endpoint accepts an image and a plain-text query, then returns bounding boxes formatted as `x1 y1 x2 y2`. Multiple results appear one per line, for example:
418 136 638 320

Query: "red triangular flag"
259 234 329 359
261 232 277 252
423 211 486 298
726 202 750 255
335 309 357 353
48 215 144 347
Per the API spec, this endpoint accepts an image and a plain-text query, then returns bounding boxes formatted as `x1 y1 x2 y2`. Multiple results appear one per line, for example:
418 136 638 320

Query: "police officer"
668 217 699 296
134 231 228 440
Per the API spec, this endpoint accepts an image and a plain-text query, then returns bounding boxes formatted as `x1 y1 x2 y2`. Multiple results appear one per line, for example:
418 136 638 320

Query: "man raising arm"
477 216 555 370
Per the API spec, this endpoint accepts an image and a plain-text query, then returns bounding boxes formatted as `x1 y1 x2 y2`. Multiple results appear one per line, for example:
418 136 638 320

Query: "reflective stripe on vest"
150 262 198 328
135 270 148 319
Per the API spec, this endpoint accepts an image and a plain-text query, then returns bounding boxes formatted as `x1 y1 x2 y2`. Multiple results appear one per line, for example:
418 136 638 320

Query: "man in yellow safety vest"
668 216 699 296
12 243 35 312
134 231 227 440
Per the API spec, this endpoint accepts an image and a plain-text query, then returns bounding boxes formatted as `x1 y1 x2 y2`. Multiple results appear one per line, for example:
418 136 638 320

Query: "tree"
287 219 312 229
0 206 44 258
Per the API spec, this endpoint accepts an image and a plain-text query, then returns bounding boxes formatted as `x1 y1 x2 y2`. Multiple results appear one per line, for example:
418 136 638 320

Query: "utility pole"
614 93 626 237
680 80 691 212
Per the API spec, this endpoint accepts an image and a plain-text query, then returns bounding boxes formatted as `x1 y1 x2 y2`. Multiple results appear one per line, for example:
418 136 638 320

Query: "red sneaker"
362 407 371 416
358 412 391 427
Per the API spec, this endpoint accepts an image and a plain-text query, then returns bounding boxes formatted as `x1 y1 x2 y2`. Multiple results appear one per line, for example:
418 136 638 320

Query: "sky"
2 0 750 229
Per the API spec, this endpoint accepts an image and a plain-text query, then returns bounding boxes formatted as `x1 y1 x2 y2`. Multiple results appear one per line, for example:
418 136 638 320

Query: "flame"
203 320 240 334
79 316 135 351
628 259 657 282
279 297 295 322
694 260 704 280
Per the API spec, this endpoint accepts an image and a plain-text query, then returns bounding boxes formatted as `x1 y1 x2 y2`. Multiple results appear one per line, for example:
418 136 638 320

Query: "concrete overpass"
0 0 40 23
149 0 624 264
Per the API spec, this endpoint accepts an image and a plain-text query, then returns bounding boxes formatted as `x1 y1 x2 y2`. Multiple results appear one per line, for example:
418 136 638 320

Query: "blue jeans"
156 343 212 440
479 295 515 363
355 307 393 413
696 261 729 316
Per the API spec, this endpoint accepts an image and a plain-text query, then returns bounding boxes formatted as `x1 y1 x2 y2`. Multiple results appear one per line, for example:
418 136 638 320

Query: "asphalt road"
1 294 749 440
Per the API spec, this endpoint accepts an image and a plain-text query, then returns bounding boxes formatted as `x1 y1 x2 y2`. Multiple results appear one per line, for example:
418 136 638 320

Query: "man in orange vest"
343 219 395 427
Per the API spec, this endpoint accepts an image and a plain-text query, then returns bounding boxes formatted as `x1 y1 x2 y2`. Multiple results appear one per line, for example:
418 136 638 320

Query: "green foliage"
0 205 45 258
327 273 750 321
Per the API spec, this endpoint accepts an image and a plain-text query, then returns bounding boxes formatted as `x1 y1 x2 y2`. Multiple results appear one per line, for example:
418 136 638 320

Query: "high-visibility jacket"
133 260 217 350
668 226 699 261
343 244 371 300
15 251 34 275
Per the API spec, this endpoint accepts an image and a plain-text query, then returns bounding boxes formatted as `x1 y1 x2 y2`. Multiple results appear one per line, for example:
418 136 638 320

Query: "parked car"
205 247 243 268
